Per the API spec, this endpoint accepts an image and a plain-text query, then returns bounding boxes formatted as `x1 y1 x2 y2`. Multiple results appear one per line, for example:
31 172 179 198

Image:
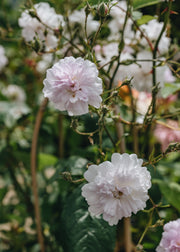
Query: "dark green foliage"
60 186 116 252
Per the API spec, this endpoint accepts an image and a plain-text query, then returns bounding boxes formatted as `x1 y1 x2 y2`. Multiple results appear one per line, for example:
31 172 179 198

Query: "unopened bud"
28 8 41 22
71 119 78 130
85 2 91 16
101 105 108 115
33 37 41 52
98 3 109 18
31 36 45 53
54 26 63 37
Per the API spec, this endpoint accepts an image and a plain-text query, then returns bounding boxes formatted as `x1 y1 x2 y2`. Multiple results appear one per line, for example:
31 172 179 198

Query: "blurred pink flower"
43 56 103 116
156 219 180 252
154 120 180 152
81 153 151 226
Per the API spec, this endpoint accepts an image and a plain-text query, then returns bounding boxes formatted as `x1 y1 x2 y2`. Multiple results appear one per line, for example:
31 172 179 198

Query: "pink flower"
156 219 180 252
154 120 180 152
43 57 103 116
81 153 151 226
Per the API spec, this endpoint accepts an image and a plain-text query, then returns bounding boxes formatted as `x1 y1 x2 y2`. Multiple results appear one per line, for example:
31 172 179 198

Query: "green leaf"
88 0 109 4
132 11 143 21
60 186 116 252
79 0 109 8
137 15 156 25
48 156 88 183
66 156 88 175
154 179 180 212
161 83 180 98
133 0 163 10
38 153 58 171
0 188 7 201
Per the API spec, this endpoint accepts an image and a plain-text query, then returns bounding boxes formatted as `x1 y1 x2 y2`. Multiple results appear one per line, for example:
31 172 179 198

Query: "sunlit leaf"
137 15 156 25
161 83 180 98
154 179 180 212
133 0 164 10
38 153 58 171
132 11 143 20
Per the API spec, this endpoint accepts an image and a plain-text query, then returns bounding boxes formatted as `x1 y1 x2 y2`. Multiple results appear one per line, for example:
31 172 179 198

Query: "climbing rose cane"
81 153 151 226
43 56 103 116
156 219 180 252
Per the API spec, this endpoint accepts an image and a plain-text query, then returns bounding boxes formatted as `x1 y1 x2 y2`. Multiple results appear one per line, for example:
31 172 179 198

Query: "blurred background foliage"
0 0 180 251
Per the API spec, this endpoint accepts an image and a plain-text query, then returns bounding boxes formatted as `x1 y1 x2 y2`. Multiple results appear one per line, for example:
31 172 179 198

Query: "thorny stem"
103 122 116 147
59 114 64 158
31 97 48 252
109 1 130 90
114 105 132 252
98 56 166 71
132 20 154 52
137 211 153 247
143 142 180 167
128 85 139 154
149 196 161 219
152 0 172 113
62 35 85 55
91 18 105 48
114 106 126 153
141 0 173 156
99 126 103 154
74 128 99 136
156 120 180 131
85 11 89 43
117 4 154 52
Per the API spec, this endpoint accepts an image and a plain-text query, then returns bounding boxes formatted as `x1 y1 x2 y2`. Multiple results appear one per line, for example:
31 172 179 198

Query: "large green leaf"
133 0 163 10
38 152 58 171
154 179 180 212
161 83 180 98
60 186 116 252
137 15 156 25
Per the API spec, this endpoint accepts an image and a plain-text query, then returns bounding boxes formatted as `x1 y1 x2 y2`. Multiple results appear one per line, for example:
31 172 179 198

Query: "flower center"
112 188 123 199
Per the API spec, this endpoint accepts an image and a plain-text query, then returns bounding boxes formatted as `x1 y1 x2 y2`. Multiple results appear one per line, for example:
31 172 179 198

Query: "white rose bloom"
81 153 151 226
68 9 99 37
18 2 64 50
133 51 175 92
95 42 134 74
2 84 26 103
115 50 175 93
137 19 170 54
0 45 8 72
43 56 103 116
36 53 54 73
108 1 134 42
95 42 119 70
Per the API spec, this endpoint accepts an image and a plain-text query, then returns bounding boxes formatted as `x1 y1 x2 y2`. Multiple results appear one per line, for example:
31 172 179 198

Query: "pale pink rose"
156 219 180 252
154 120 180 152
81 153 151 226
43 56 103 116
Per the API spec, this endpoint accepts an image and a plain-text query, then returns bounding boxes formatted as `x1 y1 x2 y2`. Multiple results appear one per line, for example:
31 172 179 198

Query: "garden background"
0 0 180 251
